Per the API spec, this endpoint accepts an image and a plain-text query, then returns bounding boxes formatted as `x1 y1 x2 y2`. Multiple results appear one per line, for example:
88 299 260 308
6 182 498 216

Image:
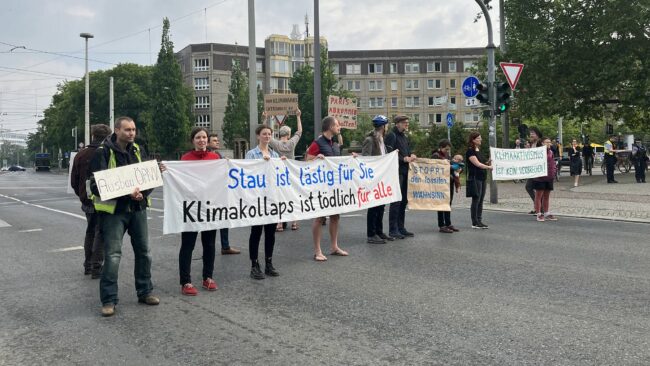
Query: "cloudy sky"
0 0 501 132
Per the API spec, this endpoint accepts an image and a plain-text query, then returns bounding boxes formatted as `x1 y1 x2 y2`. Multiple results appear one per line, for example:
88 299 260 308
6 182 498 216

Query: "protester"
631 138 648 183
305 116 349 261
582 138 594 175
207 133 241 255
177 127 220 295
89 116 159 317
569 138 582 187
604 135 620 183
245 124 284 279
384 115 417 239
525 127 543 214
533 137 558 222
432 139 459 233
465 132 492 229
362 115 393 244
267 109 303 232
71 124 111 279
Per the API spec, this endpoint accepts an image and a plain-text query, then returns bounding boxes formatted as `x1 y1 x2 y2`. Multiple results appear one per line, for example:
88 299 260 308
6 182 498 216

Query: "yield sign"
499 62 524 90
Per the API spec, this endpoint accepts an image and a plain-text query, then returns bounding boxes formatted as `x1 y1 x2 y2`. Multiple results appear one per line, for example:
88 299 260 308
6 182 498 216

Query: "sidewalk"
454 169 650 223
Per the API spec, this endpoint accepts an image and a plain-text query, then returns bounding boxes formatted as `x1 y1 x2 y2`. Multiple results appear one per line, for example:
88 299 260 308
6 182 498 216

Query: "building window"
369 97 385 108
463 60 476 72
405 96 420 107
436 113 443 123
390 62 398 73
368 63 383 74
256 79 263 90
409 113 421 123
271 60 290 73
291 43 305 58
193 58 209 71
195 96 210 109
272 41 288 56
405 79 420 90
368 80 384 91
427 61 442 73
391 97 398 107
405 62 420 73
390 80 398 91
194 77 209 90
464 112 480 123
427 114 435 124
427 79 442 89
428 96 435 106
196 114 211 128
450 79 457 89
346 80 361 91
450 96 456 105
346 63 361 74
270 78 289 93
332 63 339 74
449 61 457 72
292 61 305 73
256 60 263 73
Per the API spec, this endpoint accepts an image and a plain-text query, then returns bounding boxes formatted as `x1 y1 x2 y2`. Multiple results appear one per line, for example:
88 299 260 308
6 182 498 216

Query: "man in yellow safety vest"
604 135 621 183
89 116 159 317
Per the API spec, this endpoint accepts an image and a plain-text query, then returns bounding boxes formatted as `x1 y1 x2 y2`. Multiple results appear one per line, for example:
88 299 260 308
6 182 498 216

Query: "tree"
147 17 193 158
222 59 250 148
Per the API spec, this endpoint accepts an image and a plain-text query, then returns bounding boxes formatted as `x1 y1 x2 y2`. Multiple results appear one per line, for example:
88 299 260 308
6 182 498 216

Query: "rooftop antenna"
305 13 309 38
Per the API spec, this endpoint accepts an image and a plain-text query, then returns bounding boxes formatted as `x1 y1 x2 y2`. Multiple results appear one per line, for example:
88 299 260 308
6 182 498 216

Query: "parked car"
0 166 8 171
8 165 26 172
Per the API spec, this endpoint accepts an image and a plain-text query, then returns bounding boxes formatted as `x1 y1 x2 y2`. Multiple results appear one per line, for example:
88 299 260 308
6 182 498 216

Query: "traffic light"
495 82 511 115
606 123 614 134
476 83 489 105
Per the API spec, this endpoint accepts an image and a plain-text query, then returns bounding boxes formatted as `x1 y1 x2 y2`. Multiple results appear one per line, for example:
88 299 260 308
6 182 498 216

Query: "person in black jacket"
384 115 417 239
71 124 111 278
89 116 159 317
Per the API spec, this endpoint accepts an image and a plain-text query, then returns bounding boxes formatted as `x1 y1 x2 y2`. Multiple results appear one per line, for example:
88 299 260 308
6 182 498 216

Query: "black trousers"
525 179 535 202
437 185 454 227
389 173 408 233
470 180 487 225
366 205 385 237
634 159 647 182
605 155 616 182
584 155 593 174
84 212 104 271
179 230 216 285
249 223 276 262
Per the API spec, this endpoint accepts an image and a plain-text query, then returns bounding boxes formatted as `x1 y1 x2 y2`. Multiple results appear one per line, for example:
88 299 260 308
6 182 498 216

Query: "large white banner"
162 151 401 234
490 146 548 180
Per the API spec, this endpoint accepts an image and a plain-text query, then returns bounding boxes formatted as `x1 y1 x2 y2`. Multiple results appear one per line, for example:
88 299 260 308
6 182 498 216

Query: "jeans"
99 210 153 305
634 159 647 182
249 223 276 262
179 230 216 285
220 229 230 250
366 205 385 237
470 179 487 225
605 155 616 182
84 212 103 272
437 186 454 227
389 173 408 233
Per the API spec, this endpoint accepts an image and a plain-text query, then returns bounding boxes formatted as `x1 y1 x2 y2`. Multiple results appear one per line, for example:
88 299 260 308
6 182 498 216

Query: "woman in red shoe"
178 127 220 295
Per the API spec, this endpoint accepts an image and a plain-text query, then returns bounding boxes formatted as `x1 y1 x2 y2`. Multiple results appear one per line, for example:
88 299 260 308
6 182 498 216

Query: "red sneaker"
181 283 198 296
202 278 218 291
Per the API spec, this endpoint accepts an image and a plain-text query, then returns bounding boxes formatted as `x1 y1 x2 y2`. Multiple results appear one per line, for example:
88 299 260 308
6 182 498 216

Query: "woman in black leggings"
465 132 493 229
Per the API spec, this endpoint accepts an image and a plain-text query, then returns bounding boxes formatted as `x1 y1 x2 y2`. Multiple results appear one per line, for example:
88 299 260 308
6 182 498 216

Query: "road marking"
158 215 164 218
18 228 43 233
148 207 164 213
0 219 11 228
0 193 86 221
49 246 84 253
0 186 69 189
341 214 363 217
150 197 163 201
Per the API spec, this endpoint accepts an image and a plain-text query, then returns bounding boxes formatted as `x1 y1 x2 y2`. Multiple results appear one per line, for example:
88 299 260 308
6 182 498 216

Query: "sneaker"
545 215 558 221
101 304 115 317
250 262 265 280
182 284 198 296
536 214 545 222
202 278 218 291
399 229 415 237
471 224 482 229
478 223 489 229
377 233 395 241
138 295 160 305
446 225 460 232
367 235 387 244
439 227 453 233
389 231 405 239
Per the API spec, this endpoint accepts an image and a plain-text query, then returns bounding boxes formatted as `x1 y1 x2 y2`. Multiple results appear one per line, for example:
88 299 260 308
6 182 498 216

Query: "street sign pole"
446 112 454 141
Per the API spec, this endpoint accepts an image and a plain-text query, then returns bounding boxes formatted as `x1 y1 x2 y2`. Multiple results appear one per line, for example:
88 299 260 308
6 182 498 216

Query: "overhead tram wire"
0 41 116 66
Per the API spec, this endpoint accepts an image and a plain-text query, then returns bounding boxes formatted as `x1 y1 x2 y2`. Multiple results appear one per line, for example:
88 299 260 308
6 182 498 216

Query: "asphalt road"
1 170 649 365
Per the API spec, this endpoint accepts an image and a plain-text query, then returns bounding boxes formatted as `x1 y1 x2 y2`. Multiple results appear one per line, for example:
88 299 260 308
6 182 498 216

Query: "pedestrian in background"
533 137 558 222
71 124 111 279
207 133 241 255
631 138 648 183
582 138 594 175
177 127 220 295
465 132 492 229
432 139 458 233
604 135 620 183
362 115 393 244
569 138 582 187
384 115 417 239
525 127 543 214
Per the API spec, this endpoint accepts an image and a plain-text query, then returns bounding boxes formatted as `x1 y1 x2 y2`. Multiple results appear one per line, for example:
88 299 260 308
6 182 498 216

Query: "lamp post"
80 32 94 146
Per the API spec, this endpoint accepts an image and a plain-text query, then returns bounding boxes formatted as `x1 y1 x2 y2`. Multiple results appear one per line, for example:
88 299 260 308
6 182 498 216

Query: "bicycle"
600 151 632 175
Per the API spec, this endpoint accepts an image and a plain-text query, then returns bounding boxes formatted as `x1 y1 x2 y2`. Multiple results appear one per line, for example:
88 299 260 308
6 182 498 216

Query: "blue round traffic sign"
462 76 480 98
446 113 454 128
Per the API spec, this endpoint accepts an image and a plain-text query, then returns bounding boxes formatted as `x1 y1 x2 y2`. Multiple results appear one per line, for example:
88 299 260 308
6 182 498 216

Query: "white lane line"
18 228 43 233
158 215 164 218
341 214 363 217
0 187 69 189
0 219 11 228
148 207 164 213
0 193 86 221
150 197 163 201
49 246 84 253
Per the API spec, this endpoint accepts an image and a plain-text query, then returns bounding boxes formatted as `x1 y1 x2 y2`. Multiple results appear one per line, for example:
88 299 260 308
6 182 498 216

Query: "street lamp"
80 32 94 146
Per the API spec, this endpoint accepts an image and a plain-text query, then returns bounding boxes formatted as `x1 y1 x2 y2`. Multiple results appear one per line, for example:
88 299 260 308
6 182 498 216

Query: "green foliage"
147 18 193 158
222 59 250 148
411 122 472 158
0 142 29 166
